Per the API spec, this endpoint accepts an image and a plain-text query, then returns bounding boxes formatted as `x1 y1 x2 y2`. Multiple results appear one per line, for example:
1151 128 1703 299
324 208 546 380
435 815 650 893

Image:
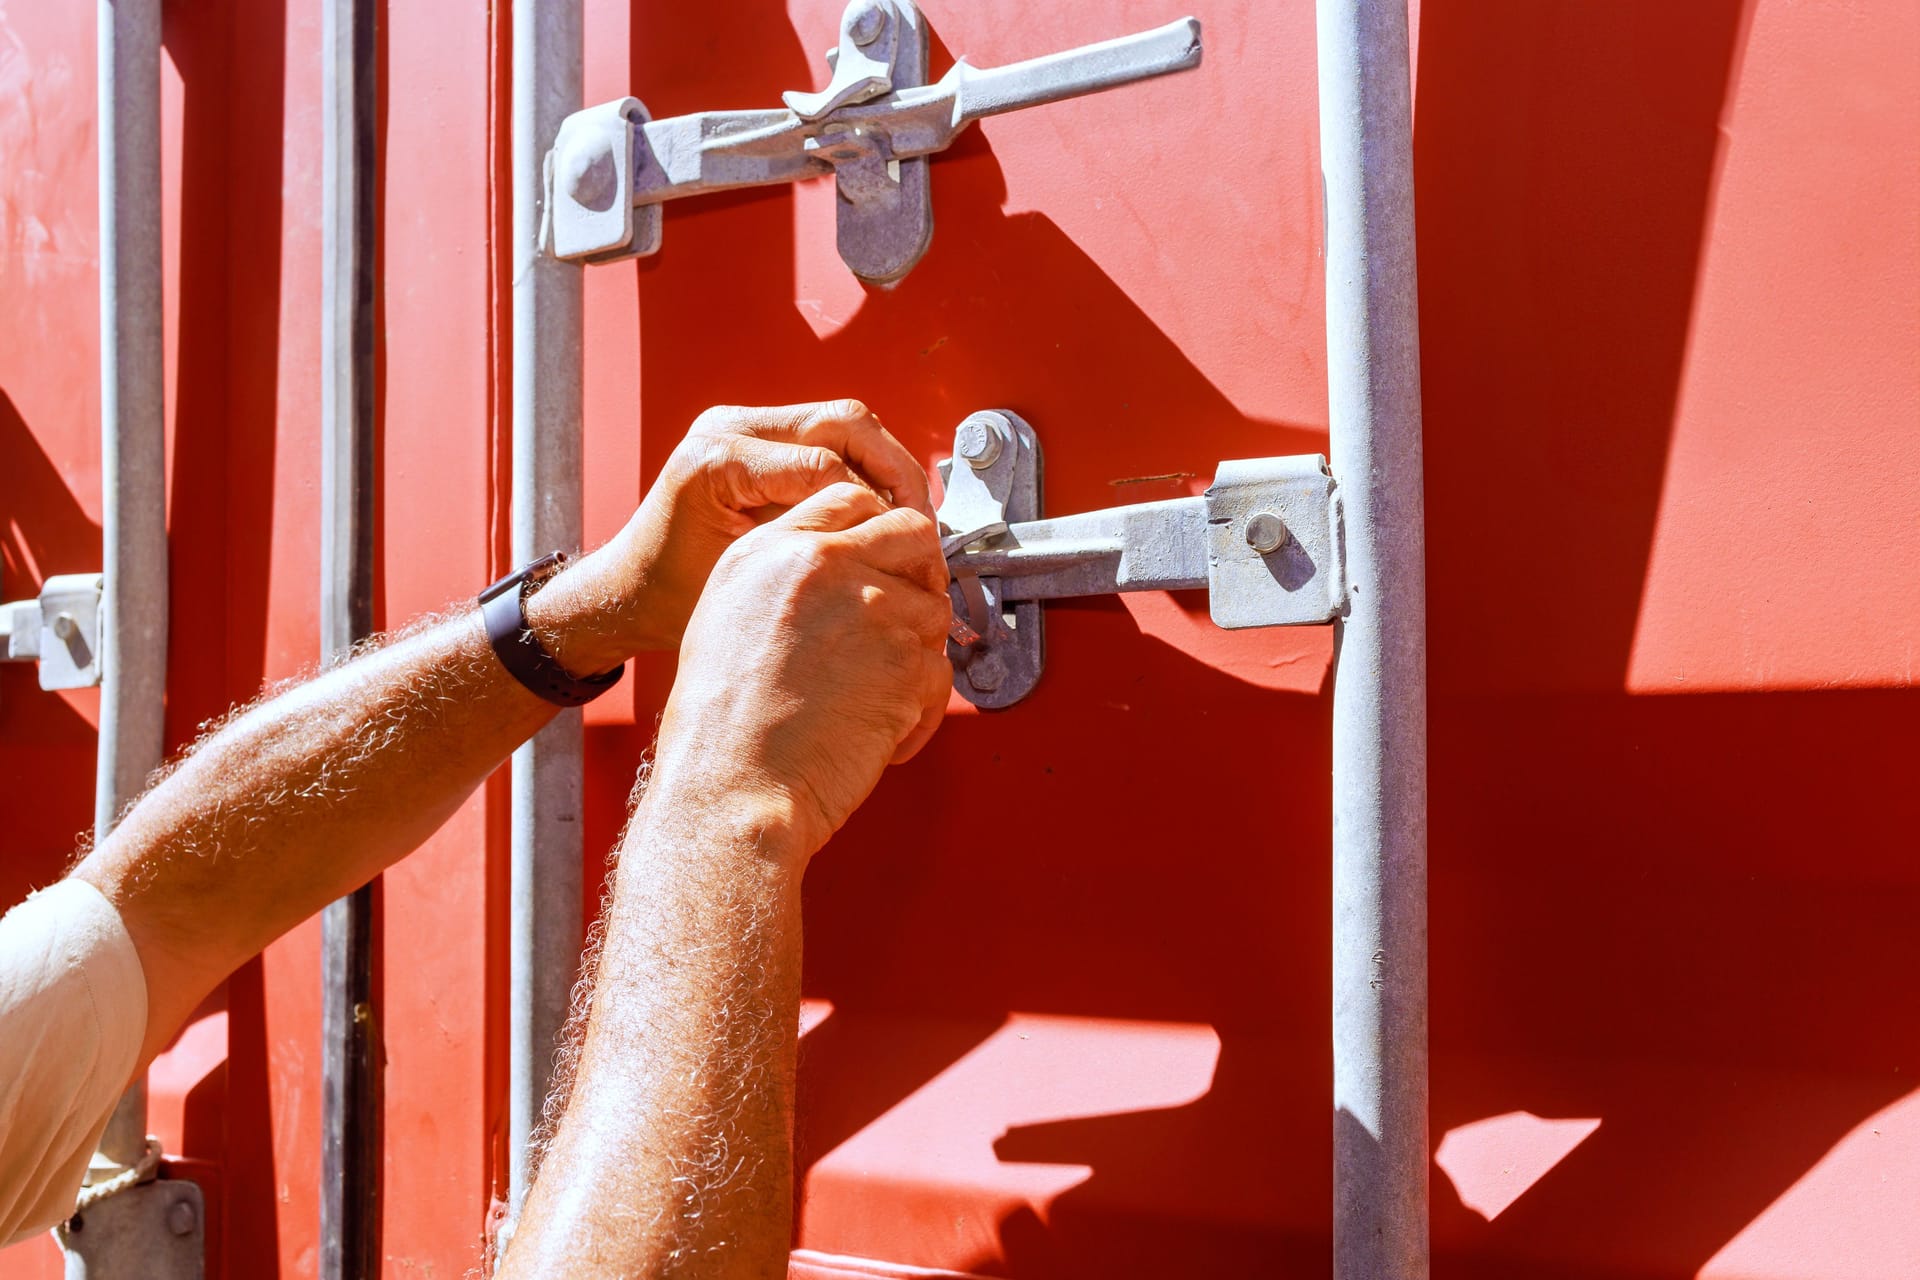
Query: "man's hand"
70 399 933 1077
652 480 953 859
497 481 952 1280
541 401 934 673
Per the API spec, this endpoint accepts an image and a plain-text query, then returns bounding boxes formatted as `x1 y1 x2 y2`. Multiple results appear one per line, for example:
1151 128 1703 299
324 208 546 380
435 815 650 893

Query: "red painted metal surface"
2 1 1915 1276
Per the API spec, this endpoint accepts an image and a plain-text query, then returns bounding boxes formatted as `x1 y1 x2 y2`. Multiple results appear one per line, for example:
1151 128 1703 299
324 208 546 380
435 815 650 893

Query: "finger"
771 481 890 534
737 400 935 519
869 574 955 645
890 648 955 764
715 435 868 514
833 506 947 596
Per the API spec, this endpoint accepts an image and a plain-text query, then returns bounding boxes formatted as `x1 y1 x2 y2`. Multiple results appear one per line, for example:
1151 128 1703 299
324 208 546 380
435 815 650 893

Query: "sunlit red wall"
1 1 1914 1277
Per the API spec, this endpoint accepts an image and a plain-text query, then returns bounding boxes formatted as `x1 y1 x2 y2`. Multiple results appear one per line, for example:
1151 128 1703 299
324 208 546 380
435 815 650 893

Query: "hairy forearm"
500 773 807 1280
73 559 631 1066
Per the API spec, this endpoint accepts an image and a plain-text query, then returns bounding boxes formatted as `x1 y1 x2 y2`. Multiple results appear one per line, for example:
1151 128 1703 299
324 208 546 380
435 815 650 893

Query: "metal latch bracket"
546 1 1202 283
935 413 1346 708
1 572 106 692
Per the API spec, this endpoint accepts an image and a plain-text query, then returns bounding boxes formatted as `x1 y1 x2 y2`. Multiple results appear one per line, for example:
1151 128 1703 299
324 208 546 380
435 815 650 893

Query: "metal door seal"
546 1 1203 283
935 411 1347 707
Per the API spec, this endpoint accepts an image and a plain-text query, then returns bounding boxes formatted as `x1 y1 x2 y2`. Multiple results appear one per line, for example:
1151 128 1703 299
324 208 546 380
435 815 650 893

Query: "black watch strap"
480 552 624 708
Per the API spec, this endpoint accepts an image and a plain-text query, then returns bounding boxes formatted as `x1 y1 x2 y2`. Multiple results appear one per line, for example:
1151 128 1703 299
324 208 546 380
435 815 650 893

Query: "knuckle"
700 436 754 499
675 429 734 477
705 432 745 470
779 535 833 582
689 405 742 437
893 505 937 536
828 481 884 518
910 591 950 641
893 624 930 663
824 398 869 422
803 446 848 479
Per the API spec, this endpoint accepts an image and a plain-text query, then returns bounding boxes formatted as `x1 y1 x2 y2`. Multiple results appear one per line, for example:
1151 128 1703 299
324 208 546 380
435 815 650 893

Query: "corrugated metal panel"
0 0 1914 1276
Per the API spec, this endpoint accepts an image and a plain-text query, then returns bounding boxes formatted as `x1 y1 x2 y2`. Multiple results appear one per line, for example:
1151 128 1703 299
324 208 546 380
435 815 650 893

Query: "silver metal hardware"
936 413 1345 707
548 97 660 264
1 573 106 691
60 1178 205 1279
1245 510 1289 553
955 413 1009 470
547 2 1202 282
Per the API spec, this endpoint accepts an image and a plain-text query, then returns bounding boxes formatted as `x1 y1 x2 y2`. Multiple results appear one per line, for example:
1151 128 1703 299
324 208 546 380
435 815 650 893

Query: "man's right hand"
650 481 954 862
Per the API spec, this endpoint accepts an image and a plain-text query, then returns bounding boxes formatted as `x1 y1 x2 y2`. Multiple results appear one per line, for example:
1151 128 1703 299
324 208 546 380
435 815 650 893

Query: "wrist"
518 547 651 676
645 745 821 871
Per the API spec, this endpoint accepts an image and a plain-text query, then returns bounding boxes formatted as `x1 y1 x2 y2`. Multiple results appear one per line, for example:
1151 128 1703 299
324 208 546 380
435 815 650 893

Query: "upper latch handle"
783 0 907 120
545 3 1203 283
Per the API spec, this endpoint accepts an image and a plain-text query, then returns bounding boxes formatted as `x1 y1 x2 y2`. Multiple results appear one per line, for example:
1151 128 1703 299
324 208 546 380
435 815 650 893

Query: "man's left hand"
608 400 931 652
525 400 933 674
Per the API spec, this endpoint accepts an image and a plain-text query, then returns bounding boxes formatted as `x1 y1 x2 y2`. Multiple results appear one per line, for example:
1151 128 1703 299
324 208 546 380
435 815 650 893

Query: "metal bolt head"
955 416 1006 470
848 2 888 46
966 650 1007 693
1245 511 1289 554
167 1198 197 1237
50 612 78 640
561 137 619 213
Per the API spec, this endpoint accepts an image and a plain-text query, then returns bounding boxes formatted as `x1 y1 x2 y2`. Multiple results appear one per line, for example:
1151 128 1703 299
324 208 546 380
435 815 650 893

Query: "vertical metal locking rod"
507 0 586 1232
92 0 168 1177
1317 0 1430 1276
319 0 382 1275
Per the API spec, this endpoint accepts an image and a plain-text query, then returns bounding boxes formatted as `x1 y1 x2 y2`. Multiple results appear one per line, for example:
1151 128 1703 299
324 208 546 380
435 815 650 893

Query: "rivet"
1245 511 1288 554
849 3 888 46
167 1198 196 1237
562 138 619 213
51 612 78 640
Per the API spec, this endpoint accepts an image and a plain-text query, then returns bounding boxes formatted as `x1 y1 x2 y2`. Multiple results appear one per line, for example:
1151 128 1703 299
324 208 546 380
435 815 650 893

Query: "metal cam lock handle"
546 2 1203 283
935 412 1348 708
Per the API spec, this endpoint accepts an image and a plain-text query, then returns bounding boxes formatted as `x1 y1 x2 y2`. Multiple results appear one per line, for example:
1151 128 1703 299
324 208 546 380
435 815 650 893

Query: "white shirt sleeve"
0 877 149 1246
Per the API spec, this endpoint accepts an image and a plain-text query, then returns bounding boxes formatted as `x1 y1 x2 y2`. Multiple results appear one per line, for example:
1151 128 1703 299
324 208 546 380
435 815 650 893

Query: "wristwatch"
479 552 624 707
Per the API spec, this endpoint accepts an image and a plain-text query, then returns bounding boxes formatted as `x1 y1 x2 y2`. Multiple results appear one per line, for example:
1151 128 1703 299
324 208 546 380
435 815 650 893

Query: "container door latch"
0 573 106 702
545 2 1203 283
935 412 1347 708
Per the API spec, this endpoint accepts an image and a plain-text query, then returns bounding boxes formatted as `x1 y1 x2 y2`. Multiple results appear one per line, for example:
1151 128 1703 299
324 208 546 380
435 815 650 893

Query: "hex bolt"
167 1198 197 1237
967 650 1007 693
955 415 1006 471
51 612 78 640
1245 511 1289 554
848 2 888 46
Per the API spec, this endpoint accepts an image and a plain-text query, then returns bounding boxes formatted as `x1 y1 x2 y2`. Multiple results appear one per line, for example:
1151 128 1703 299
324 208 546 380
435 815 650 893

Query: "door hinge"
1 572 106 694
545 1 1203 283
936 412 1346 707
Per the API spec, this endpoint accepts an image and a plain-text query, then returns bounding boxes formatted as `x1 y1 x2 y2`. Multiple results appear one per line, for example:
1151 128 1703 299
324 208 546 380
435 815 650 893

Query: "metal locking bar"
0 572 106 694
936 412 1346 707
547 1 1203 282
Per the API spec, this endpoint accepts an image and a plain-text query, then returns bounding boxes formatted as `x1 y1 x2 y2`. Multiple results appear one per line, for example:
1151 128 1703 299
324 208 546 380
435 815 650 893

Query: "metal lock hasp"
546 1 1203 283
0 572 106 694
937 413 1347 707
937 411 1044 709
